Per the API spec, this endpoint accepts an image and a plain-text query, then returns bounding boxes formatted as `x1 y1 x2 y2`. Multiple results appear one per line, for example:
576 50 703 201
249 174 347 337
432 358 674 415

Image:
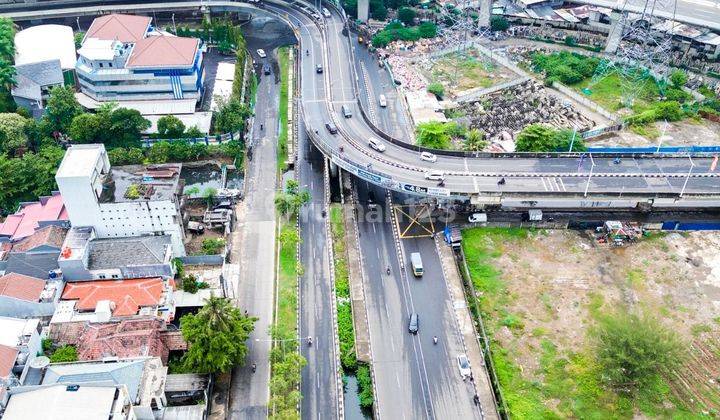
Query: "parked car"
368 137 386 152
256 48 266 58
457 354 471 378
424 171 445 181
420 151 437 163
468 213 487 223
408 313 419 334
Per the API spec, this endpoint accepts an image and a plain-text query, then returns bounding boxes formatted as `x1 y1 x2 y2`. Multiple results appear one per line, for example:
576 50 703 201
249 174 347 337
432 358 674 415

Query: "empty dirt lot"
462 228 720 418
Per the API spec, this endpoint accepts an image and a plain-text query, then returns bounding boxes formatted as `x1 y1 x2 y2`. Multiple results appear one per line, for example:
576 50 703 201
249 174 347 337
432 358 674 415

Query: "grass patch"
277 46 290 172
275 218 298 339
571 72 659 111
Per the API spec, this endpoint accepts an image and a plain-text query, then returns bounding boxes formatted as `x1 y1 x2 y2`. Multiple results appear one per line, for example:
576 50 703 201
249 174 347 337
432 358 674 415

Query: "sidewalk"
342 199 371 363
436 237 500 420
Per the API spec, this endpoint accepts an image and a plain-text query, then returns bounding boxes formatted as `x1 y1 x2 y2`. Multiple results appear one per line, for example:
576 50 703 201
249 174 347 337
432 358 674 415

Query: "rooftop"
3 384 123 420
0 343 18 379
0 273 46 302
56 144 107 179
14 24 76 69
0 317 39 348
126 35 200 68
12 60 64 101
0 193 68 241
11 225 68 253
98 164 182 203
87 235 172 271
74 318 177 362
85 13 151 43
77 38 122 61
61 277 166 317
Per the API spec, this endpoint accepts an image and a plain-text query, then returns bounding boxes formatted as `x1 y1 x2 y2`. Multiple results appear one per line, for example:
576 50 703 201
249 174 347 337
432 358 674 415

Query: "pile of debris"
594 221 643 247
455 80 595 145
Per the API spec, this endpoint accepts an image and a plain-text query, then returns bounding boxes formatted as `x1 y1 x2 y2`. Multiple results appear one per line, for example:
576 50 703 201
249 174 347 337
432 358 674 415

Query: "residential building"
0 273 62 319
48 317 185 363
50 276 175 326
13 25 77 117
0 192 69 243
1 225 68 279
0 317 41 387
58 226 174 281
76 13 204 108
3 383 136 420
55 144 186 255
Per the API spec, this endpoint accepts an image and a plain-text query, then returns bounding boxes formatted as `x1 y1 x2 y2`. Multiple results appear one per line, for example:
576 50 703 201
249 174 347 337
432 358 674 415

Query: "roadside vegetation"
415 121 487 151
371 21 438 48
277 46 291 171
460 227 714 418
330 205 374 410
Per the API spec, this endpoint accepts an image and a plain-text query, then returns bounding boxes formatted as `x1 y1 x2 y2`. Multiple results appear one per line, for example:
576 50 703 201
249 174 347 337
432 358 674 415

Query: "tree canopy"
180 296 257 374
415 121 452 149
69 103 150 148
515 124 584 152
275 179 311 219
44 86 83 134
157 115 186 138
0 113 29 155
214 97 251 134
398 7 416 25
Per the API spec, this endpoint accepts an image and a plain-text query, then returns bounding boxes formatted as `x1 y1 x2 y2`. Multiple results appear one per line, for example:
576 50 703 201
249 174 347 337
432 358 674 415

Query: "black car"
316 64 324 74
263 63 271 75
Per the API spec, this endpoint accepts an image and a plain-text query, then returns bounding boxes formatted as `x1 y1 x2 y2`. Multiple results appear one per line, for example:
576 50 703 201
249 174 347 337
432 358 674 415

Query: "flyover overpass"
3 0 720 209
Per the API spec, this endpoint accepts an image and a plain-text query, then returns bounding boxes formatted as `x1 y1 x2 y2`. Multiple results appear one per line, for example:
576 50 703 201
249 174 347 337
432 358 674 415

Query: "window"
99 63 104 68
98 274 106 279
109 63 113 68
111 274 119 279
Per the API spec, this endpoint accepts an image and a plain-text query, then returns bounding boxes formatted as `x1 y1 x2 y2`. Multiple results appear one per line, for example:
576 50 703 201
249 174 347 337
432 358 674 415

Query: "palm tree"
464 128 487 151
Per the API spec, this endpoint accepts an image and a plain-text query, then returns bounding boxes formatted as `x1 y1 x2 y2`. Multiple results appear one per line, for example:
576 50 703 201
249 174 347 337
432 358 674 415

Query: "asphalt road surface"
355 180 484 420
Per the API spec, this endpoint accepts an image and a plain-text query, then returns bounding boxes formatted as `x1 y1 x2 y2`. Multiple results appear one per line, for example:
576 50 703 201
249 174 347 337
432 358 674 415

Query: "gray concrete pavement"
228 50 280 419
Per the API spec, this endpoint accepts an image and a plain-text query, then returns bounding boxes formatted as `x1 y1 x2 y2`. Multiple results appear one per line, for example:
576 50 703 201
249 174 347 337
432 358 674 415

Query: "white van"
378 94 387 107
368 137 386 152
410 252 423 277
322 7 331 17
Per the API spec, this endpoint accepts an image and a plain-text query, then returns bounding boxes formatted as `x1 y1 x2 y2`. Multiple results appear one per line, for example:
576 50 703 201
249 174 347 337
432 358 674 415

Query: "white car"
378 94 387 107
256 49 266 58
420 152 437 163
368 138 386 152
457 354 471 378
322 7 331 17
468 213 487 223
424 171 444 181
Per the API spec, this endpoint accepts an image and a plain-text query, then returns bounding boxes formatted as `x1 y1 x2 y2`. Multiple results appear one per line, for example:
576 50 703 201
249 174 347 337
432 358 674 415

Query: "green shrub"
426 82 445 99
201 238 226 255
337 302 357 371
182 275 199 294
49 345 78 363
356 363 374 408
531 52 600 85
490 15 509 31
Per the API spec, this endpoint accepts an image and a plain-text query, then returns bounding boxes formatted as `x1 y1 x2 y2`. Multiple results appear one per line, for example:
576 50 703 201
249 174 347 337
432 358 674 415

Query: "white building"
0 317 41 387
76 14 204 112
55 144 186 256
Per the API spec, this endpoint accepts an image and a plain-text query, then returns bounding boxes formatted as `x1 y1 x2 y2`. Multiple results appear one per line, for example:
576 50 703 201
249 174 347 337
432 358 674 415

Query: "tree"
669 70 687 89
490 16 509 31
0 18 15 88
201 238 226 255
278 226 300 247
594 310 684 395
44 86 83 134
182 274 199 294
184 125 204 139
74 31 85 49
69 113 102 143
157 115 186 138
180 296 257 373
107 107 150 148
416 121 451 149
202 187 217 207
370 0 388 20
268 351 306 418
417 21 437 38
398 7 416 25
0 113 29 154
463 128 487 151
515 124 581 152
214 97 251 134
49 345 78 363
426 82 444 99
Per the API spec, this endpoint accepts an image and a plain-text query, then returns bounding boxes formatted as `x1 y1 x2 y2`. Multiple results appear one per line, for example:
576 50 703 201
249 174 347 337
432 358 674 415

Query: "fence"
587 145 720 153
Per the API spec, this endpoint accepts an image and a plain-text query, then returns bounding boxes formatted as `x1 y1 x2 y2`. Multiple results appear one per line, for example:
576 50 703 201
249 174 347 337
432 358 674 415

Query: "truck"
410 252 423 277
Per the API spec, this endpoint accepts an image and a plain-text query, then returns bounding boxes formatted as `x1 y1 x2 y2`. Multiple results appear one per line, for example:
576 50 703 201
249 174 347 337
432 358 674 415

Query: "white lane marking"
541 177 549 191
558 177 567 192
464 158 469 172
473 176 478 192
552 177 561 191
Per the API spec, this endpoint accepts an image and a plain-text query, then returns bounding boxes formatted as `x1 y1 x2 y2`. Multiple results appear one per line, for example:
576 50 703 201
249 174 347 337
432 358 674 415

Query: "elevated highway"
3 0 720 210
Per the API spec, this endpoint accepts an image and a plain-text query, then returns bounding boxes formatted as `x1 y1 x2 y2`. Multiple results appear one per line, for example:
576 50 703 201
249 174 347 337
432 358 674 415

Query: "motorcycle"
433 336 438 345
307 336 313 346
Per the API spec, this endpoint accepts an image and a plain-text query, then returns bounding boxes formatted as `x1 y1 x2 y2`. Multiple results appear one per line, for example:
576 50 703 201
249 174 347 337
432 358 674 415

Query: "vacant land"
571 72 660 112
419 50 517 96
462 228 720 418
589 118 720 147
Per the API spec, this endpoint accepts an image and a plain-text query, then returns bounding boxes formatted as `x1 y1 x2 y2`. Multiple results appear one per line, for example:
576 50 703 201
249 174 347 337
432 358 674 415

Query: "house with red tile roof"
54 277 175 325
2 225 68 280
76 13 204 107
0 192 69 242
0 273 61 319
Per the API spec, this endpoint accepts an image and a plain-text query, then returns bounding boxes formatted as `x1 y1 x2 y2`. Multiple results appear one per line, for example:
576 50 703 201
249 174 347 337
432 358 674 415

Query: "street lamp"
584 153 595 198
679 155 695 198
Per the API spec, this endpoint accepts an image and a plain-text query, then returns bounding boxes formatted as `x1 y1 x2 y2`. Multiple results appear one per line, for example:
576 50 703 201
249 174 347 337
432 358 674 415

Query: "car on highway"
457 354 471 378
325 122 338 134
256 48 266 58
322 7 331 17
368 138 386 152
410 252 423 277
378 94 387 107
468 213 487 223
424 171 445 181
316 64 323 73
367 191 378 209
408 313 419 334
341 104 352 118
420 151 437 163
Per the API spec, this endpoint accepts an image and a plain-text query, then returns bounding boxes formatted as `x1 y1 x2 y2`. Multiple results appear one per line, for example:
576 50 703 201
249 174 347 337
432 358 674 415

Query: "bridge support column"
330 161 339 177
478 0 492 28
604 12 624 54
358 0 369 22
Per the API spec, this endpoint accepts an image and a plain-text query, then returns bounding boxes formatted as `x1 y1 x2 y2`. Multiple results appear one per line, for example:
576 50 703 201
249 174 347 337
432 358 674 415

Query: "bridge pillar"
604 12 624 54
358 0 369 22
478 0 492 28
330 161 339 177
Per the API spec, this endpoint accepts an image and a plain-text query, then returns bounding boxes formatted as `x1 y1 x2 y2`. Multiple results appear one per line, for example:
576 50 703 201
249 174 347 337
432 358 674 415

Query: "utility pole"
679 155 695 198
584 153 595 198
